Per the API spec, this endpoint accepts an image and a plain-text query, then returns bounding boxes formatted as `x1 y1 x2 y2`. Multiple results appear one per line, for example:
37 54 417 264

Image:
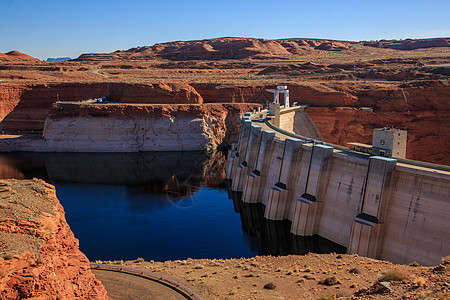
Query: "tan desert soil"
96 253 450 300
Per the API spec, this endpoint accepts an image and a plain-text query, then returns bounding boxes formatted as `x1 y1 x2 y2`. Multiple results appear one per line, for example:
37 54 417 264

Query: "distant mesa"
73 37 450 62
0 51 39 62
362 38 450 50
46 57 71 63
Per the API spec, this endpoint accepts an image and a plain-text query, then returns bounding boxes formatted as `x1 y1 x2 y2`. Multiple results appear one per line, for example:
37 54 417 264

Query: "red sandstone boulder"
0 179 109 299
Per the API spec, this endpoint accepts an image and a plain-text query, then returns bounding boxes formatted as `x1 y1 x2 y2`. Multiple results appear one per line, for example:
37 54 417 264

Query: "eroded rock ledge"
0 179 108 299
3 103 259 152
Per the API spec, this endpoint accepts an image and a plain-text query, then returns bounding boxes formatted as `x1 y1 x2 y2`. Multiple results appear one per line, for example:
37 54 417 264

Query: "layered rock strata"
0 80 448 163
0 82 203 130
40 103 260 152
0 179 109 299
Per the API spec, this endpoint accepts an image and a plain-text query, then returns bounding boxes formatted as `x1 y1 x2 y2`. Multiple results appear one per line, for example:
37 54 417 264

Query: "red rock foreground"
0 179 108 299
117 254 450 299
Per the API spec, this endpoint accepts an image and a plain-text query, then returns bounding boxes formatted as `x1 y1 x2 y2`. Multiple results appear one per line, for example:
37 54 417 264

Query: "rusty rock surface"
0 179 109 299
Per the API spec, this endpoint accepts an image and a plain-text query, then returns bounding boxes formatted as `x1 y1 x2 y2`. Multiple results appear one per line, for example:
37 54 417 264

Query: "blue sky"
1 0 449 60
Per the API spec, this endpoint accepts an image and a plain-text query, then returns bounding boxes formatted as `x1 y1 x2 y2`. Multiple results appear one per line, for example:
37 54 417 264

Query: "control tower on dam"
226 90 449 266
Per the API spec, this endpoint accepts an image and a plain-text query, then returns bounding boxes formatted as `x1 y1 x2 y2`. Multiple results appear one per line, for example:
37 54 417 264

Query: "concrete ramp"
293 110 323 141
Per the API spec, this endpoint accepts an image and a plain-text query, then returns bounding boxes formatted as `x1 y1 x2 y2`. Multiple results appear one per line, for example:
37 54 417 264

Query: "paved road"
91 264 201 300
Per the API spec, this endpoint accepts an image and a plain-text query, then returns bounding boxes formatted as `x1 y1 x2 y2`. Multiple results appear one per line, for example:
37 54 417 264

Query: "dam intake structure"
226 105 450 266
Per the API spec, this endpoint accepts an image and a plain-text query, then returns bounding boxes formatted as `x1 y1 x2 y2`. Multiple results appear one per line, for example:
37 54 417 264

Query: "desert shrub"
409 261 420 267
382 269 408 282
320 292 334 300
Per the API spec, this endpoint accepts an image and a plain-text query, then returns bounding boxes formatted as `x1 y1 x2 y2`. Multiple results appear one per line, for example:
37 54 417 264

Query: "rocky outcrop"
0 51 40 62
76 38 296 61
41 103 260 152
191 84 271 103
363 38 449 50
0 179 109 299
118 83 203 104
76 38 353 61
0 82 203 130
74 37 449 61
192 84 358 106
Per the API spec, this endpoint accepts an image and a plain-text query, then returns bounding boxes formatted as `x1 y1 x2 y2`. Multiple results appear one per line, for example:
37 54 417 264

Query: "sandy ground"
94 254 450 300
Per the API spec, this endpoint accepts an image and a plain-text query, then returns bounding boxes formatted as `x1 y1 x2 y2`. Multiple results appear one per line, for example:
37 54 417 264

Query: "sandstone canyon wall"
0 82 203 131
0 81 448 164
0 179 108 299
42 103 260 152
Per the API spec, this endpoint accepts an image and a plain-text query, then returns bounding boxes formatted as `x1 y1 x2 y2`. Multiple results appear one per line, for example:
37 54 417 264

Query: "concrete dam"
226 101 450 266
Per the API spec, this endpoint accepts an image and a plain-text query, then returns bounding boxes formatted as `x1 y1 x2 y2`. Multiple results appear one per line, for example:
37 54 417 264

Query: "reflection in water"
0 151 344 261
227 182 346 256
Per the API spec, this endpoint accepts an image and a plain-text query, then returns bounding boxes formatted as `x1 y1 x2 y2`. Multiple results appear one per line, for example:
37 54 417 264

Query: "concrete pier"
231 122 260 192
242 130 275 203
347 156 397 258
291 144 333 236
227 109 450 266
264 138 303 220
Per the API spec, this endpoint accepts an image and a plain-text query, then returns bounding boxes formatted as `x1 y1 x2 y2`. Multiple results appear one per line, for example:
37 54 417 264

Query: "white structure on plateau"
266 86 290 108
372 127 407 159
348 128 407 159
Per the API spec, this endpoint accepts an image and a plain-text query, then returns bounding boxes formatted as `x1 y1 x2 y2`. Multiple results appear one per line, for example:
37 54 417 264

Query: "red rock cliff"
0 82 202 130
0 80 447 164
0 179 109 299
307 106 450 165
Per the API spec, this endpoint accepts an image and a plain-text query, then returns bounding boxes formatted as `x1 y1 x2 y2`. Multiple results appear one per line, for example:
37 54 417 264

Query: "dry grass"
382 269 408 282
414 276 426 287
320 292 334 300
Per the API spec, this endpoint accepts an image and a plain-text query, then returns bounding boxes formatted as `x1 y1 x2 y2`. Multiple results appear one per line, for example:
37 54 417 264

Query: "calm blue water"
0 151 345 261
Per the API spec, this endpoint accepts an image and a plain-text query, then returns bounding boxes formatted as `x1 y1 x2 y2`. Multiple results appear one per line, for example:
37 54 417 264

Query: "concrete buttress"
290 144 333 235
242 130 276 203
231 123 261 191
264 138 303 220
225 117 250 180
347 156 397 258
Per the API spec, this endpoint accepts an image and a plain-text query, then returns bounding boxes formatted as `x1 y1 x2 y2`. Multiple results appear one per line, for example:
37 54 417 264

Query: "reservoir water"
0 151 345 261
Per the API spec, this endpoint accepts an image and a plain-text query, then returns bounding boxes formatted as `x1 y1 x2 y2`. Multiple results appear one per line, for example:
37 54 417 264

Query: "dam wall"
226 114 450 266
